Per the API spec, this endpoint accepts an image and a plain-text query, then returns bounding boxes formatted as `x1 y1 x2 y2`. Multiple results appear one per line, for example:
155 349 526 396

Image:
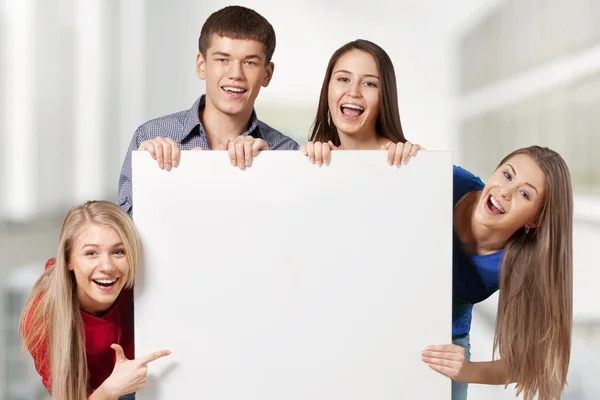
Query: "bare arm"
460 358 514 385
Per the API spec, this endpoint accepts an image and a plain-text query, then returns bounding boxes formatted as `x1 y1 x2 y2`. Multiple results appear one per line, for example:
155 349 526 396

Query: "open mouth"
92 277 119 289
486 194 506 215
340 103 364 119
221 86 247 96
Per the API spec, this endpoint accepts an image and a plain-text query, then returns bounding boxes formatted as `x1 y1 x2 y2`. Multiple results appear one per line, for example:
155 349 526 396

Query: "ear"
196 52 207 80
68 262 74 271
525 216 540 229
262 62 274 88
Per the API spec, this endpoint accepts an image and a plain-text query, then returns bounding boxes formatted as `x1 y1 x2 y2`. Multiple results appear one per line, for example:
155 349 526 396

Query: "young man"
117 5 299 216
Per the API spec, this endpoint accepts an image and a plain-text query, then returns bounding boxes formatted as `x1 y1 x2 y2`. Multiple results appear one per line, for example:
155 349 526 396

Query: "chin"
94 291 120 302
335 123 360 136
92 283 125 300
219 103 249 116
474 203 497 224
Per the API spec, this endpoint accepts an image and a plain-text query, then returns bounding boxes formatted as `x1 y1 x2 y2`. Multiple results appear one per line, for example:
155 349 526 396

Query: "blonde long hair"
19 200 140 399
493 146 573 399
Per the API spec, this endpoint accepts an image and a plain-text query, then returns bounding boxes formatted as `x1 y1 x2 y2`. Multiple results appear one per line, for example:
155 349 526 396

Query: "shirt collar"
180 94 261 142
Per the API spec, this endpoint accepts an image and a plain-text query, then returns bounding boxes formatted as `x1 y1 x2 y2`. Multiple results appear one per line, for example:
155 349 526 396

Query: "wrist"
457 360 476 384
91 380 120 400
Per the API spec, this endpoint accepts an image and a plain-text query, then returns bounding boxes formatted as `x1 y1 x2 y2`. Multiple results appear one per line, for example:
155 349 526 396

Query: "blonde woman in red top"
19 200 170 399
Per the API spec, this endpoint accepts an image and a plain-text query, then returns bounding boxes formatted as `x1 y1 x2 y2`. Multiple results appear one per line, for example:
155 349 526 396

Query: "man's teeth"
341 103 364 111
222 86 246 93
490 196 505 213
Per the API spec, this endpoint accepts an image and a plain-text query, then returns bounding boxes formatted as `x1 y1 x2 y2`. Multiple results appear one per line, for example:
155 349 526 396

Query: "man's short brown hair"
199 6 276 63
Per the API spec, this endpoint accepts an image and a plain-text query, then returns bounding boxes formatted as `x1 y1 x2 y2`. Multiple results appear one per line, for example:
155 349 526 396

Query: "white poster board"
132 150 453 399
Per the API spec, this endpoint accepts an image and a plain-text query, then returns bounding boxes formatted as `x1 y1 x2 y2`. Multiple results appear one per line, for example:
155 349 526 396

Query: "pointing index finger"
139 349 171 365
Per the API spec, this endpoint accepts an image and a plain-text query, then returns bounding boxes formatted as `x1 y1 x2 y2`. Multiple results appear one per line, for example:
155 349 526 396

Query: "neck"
78 289 116 317
338 130 387 150
456 191 509 255
201 99 253 149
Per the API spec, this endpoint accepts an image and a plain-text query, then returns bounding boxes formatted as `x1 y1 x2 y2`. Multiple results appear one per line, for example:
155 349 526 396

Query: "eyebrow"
81 242 124 250
211 51 262 60
333 69 380 80
506 164 539 194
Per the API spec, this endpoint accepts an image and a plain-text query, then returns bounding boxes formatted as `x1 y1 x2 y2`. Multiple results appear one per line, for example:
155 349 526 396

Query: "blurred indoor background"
1 0 598 398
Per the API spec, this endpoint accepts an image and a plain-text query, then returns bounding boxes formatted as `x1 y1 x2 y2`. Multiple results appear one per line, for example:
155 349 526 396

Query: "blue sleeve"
453 165 485 205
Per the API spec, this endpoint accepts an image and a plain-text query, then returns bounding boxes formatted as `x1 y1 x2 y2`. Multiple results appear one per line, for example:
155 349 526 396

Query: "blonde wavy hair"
19 200 140 399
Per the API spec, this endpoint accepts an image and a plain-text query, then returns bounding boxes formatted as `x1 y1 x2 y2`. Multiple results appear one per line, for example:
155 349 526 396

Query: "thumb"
252 139 268 156
327 141 338 150
191 146 203 151
381 141 392 150
111 344 128 362
219 139 231 151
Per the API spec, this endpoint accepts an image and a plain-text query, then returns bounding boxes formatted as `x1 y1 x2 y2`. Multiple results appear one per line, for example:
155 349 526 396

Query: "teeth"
222 86 246 93
341 103 364 111
490 195 505 213
94 278 117 284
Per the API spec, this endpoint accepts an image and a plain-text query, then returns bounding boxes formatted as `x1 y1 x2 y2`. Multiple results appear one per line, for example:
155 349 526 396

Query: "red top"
26 258 135 395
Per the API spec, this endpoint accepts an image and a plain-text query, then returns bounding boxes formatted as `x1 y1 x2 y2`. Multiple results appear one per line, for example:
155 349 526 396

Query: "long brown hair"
19 201 140 399
493 146 573 399
309 39 406 146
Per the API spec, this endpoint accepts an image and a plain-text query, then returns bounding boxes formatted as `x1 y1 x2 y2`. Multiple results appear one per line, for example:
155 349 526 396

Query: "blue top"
452 166 504 339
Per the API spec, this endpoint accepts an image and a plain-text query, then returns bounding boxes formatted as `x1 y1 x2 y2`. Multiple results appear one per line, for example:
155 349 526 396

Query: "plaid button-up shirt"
117 95 300 216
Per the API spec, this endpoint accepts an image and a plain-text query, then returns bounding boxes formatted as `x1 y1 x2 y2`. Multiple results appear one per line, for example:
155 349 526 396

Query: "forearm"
462 359 514 385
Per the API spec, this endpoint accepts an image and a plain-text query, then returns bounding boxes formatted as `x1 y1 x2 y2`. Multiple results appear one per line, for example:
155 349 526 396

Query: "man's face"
197 34 274 117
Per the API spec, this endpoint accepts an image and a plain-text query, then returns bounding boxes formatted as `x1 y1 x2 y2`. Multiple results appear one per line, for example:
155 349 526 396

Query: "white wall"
454 0 600 396
137 0 503 150
3 0 598 398
0 0 500 219
572 219 600 322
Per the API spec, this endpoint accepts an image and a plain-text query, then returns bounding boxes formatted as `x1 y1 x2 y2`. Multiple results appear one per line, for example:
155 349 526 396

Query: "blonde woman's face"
69 223 130 315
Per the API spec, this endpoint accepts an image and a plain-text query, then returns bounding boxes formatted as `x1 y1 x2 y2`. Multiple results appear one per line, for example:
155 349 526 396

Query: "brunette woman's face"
69 223 130 315
474 154 547 235
327 49 381 139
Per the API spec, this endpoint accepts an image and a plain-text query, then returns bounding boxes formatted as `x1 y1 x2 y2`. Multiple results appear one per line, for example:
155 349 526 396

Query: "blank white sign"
132 150 453 399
